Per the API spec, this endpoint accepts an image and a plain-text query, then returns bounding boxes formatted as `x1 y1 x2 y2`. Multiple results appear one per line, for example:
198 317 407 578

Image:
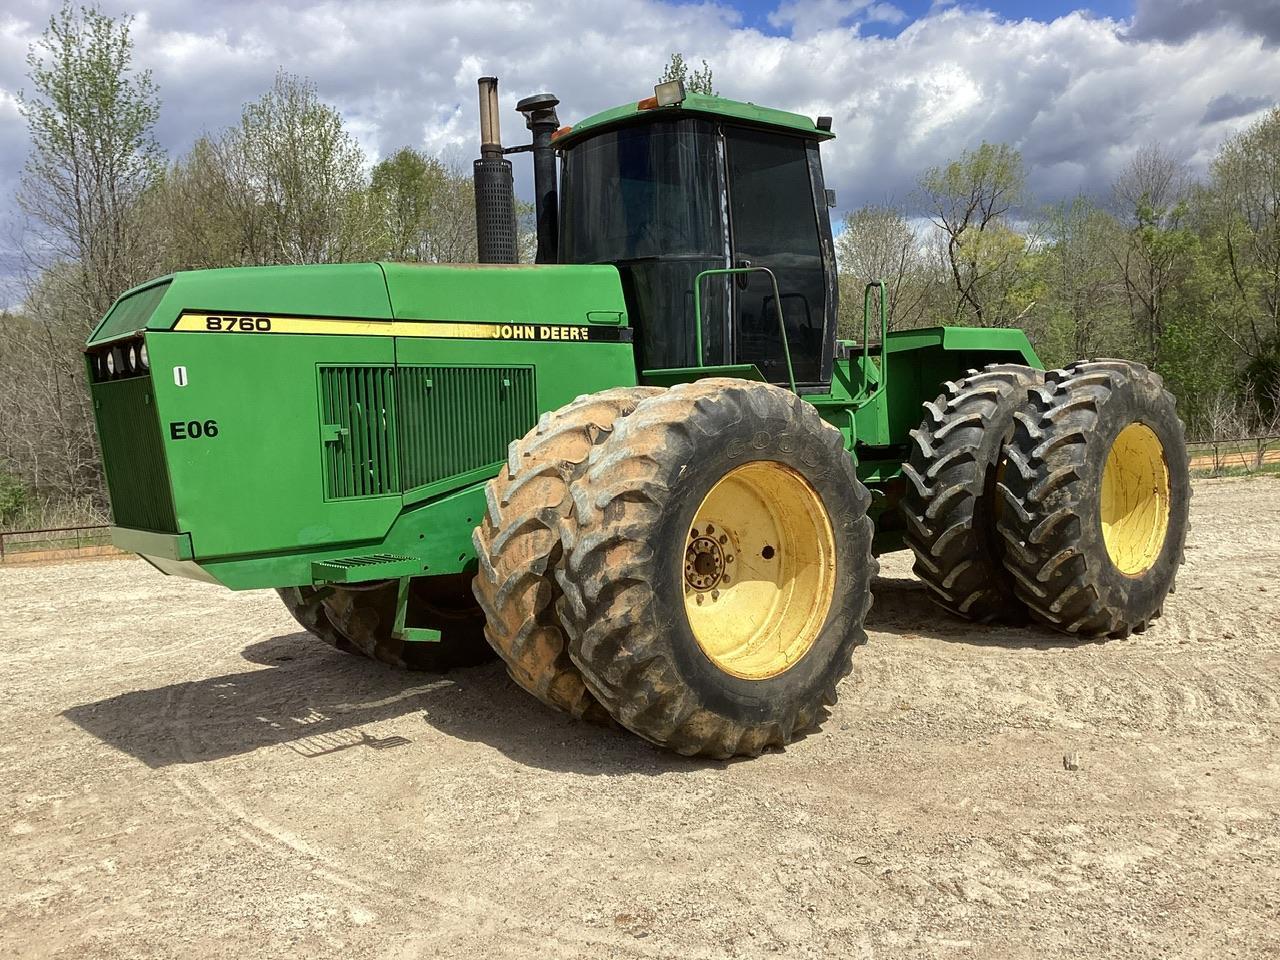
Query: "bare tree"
835 204 928 335
1109 143 1196 363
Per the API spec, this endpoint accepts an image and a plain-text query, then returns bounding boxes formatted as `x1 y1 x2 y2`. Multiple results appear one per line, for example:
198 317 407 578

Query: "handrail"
855 279 889 405
693 266 797 394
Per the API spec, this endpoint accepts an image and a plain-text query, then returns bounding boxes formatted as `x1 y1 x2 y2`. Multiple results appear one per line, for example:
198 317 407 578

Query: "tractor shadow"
868 576 1095 650
62 631 731 776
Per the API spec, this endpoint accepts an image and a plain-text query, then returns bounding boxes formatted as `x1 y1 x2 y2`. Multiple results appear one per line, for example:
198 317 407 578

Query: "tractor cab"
489 81 839 390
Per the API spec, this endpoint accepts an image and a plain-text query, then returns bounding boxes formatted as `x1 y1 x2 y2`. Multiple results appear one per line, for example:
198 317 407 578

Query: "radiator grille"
319 366 400 499
397 366 537 491
92 376 178 532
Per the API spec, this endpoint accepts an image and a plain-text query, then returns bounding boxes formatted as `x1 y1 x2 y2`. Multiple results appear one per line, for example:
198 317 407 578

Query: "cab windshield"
559 115 832 384
560 118 727 371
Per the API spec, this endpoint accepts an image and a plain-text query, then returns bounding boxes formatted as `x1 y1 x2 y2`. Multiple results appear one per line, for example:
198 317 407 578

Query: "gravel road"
2 477 1278 958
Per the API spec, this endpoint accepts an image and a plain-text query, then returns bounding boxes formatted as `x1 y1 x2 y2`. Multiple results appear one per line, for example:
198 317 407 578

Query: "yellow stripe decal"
172 313 623 343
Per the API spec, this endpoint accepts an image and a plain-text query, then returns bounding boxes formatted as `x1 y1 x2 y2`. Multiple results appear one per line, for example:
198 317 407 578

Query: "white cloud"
1 0 1279 286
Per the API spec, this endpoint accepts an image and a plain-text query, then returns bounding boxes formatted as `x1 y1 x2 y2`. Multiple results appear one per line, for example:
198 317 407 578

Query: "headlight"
138 343 149 370
127 344 138 373
105 351 116 376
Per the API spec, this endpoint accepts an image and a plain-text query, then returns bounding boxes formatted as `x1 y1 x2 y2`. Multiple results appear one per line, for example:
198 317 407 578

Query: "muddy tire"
556 379 876 759
997 360 1190 637
277 573 495 670
902 363 1044 623
472 386 663 721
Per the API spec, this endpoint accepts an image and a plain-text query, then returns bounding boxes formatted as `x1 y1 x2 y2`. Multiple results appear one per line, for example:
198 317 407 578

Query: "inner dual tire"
476 379 877 759
903 364 1045 623
277 573 494 671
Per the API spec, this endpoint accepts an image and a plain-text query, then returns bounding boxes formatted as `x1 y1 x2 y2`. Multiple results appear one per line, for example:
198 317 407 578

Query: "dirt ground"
2 477 1278 959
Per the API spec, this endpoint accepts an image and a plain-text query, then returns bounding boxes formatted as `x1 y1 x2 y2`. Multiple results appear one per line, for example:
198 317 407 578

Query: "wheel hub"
685 533 729 591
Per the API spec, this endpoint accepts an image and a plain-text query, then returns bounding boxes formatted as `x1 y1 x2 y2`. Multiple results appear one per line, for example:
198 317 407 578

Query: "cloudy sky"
1 0 1278 292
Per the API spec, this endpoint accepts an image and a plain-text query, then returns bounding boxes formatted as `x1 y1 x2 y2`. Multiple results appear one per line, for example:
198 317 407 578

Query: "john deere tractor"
84 77 1190 758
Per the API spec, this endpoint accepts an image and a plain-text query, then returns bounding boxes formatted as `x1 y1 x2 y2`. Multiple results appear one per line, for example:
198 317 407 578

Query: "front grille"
92 375 178 532
317 364 537 500
397 366 537 491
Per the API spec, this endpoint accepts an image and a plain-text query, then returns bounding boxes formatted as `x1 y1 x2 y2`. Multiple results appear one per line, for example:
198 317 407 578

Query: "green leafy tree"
1108 143 1198 365
1197 108 1280 406
228 71 378 264
1035 196 1130 366
920 143 1032 327
0 470 31 528
659 53 716 95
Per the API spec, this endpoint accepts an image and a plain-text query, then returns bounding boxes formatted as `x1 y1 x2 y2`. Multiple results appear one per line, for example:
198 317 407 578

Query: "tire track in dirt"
156 638 687 957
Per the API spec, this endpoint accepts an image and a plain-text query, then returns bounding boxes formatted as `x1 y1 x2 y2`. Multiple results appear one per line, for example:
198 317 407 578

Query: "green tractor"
84 77 1190 758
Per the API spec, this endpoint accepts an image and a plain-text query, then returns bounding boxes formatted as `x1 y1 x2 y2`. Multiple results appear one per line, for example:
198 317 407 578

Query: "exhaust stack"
516 93 561 264
474 77 518 264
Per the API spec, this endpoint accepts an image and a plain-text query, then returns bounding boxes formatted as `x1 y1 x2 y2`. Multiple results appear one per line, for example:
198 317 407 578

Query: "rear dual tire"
904 359 1189 639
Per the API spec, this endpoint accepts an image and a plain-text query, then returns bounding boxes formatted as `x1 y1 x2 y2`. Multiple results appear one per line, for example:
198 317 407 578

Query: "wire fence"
0 525 119 563
1186 434 1280 476
0 435 1273 562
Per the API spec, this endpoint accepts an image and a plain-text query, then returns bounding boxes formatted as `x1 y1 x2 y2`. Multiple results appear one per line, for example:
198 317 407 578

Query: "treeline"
833 121 1280 438
0 5 523 527
2 5 1277 530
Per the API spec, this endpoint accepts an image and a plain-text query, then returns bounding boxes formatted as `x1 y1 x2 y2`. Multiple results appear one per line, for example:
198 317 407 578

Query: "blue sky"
720 0 1134 34
1 0 1278 300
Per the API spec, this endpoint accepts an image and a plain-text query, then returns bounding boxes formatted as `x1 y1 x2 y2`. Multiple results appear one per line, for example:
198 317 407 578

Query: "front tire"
557 379 876 759
997 360 1189 637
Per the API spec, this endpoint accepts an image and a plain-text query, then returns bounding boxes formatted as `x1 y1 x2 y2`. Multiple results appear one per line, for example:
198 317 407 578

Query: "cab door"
725 128 834 386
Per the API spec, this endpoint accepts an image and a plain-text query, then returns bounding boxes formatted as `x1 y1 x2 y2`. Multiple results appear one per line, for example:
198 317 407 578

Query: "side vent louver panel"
397 366 537 492
318 365 537 500
319 366 399 499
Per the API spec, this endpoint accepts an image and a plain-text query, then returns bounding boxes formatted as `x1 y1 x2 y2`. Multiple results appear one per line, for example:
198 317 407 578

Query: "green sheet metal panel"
145 329 402 560
94 279 172 343
380 262 629 326
87 263 395 346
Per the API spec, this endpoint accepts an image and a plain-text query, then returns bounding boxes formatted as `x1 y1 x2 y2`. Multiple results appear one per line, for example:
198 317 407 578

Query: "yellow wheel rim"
1100 422 1171 576
682 461 837 680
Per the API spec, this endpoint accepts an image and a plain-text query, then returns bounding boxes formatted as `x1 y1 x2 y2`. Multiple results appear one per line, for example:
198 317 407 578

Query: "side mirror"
825 189 837 208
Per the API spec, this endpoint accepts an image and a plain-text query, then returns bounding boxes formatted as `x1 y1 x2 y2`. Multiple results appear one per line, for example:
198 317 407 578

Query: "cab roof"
553 92 835 148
